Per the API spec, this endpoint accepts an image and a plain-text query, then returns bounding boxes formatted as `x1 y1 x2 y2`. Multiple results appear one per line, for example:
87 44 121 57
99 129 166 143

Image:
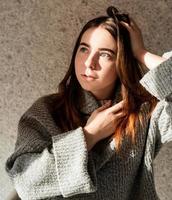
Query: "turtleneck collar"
79 83 122 115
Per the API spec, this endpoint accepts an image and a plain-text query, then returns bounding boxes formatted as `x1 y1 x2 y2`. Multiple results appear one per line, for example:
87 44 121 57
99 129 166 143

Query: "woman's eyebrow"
79 42 116 55
99 48 116 55
79 42 89 47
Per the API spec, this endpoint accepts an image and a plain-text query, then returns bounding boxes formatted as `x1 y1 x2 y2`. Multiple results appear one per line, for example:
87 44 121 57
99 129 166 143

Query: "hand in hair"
120 18 146 62
83 100 126 151
120 18 167 69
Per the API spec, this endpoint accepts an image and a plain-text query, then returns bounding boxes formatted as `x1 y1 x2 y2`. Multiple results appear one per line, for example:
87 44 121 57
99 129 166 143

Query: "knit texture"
6 57 172 200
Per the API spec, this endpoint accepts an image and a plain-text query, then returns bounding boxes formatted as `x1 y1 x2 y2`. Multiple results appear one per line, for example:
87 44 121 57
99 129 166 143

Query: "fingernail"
106 100 112 104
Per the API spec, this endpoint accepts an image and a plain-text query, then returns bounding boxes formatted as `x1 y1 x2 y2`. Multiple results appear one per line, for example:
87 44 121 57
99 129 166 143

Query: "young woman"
6 6 172 200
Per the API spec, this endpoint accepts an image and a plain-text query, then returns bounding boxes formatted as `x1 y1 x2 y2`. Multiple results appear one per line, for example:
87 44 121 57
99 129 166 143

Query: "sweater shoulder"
22 93 59 118
18 93 60 133
18 93 63 137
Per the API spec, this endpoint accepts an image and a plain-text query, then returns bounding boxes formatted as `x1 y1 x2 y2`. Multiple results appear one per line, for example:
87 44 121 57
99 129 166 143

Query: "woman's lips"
81 74 97 81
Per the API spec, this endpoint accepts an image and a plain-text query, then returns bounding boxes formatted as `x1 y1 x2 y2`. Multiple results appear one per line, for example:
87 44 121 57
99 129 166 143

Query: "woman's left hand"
120 18 167 69
120 18 147 62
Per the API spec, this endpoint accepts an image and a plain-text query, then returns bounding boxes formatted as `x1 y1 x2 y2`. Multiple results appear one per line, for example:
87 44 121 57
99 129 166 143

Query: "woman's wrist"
135 48 147 64
136 50 167 70
83 126 98 151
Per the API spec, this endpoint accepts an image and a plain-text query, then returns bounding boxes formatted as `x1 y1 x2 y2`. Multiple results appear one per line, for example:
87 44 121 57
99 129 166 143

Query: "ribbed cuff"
140 57 172 100
52 127 97 198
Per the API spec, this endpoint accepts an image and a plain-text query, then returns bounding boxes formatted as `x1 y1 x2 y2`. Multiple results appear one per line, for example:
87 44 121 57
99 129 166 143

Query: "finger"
114 111 126 119
120 17 139 32
107 100 125 114
100 99 111 105
120 21 132 31
129 17 138 27
96 100 112 112
128 17 142 32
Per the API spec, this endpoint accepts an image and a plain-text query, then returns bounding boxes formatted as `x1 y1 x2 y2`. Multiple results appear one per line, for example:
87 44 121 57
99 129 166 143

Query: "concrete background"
0 0 171 199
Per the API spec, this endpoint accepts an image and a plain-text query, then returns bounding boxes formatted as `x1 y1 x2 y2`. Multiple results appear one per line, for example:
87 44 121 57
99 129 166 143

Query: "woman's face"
75 26 117 100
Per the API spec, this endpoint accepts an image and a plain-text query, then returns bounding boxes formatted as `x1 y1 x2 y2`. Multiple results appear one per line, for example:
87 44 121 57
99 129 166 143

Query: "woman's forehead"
80 27 117 50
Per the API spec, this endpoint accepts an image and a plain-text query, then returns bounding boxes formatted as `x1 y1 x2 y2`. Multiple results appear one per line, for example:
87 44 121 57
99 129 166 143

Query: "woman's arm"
137 50 167 70
121 18 172 154
139 57 172 156
6 99 97 200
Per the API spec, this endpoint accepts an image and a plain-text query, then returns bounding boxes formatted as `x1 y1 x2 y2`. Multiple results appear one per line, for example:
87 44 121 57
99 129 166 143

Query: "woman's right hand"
83 100 126 150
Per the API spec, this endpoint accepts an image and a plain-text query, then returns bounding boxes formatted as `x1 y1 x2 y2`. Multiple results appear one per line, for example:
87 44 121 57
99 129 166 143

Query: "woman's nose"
85 53 97 69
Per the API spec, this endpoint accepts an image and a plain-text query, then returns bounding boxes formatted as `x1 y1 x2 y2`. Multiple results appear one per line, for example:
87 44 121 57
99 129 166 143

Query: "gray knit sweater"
6 57 172 200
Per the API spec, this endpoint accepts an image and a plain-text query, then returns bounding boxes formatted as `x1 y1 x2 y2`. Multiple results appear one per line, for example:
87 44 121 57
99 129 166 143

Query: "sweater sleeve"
6 113 97 199
139 56 172 155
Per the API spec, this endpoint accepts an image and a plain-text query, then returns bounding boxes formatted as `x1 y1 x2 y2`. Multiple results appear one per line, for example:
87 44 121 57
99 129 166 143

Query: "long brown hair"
53 6 157 151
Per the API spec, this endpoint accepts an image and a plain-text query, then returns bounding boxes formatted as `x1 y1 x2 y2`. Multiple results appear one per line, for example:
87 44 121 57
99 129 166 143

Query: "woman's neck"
90 80 119 101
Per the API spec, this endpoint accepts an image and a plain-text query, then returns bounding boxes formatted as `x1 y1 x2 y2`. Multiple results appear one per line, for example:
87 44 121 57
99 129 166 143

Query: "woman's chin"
80 83 96 92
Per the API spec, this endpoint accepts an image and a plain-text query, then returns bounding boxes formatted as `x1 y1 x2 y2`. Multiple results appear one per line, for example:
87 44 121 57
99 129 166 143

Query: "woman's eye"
100 52 112 59
79 47 88 53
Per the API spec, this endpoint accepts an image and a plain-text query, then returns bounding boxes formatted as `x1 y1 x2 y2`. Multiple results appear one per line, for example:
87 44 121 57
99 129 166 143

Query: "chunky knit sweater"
6 57 172 200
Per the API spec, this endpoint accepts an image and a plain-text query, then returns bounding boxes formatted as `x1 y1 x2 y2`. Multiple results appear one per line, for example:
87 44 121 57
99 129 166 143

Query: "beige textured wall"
0 0 171 199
